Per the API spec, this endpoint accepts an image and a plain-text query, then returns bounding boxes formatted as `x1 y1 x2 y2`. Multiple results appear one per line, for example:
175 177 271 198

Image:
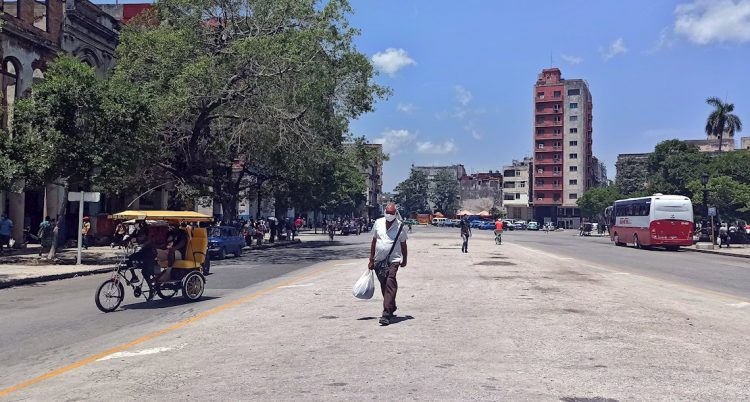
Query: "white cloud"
600 37 628 60
648 26 676 53
464 123 483 140
454 85 473 106
560 54 584 65
371 48 416 77
372 129 416 155
674 0 750 45
396 102 416 114
416 140 457 155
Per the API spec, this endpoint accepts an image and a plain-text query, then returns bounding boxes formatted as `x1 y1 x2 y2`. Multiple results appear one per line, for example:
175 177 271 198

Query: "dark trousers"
461 233 469 252
376 263 399 316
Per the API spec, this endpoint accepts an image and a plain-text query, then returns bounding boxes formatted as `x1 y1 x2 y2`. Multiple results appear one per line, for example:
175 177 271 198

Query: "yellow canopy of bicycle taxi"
108 210 213 223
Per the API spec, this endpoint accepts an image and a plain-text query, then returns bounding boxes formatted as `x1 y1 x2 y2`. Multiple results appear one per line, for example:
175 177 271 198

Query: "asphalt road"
0 232 371 390
468 226 750 300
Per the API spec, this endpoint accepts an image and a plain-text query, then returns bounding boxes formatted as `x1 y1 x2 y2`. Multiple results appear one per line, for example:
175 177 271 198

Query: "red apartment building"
532 68 593 229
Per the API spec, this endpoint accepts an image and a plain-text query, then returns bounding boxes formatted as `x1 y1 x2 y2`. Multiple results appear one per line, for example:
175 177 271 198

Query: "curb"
243 239 302 251
1 240 306 290
0 266 114 290
683 247 750 259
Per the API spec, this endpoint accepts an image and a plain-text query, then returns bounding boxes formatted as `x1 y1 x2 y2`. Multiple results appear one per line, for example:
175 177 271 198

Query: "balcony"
535 146 562 152
535 132 563 139
534 197 563 205
534 158 562 165
535 108 563 115
535 171 562 178
534 183 562 190
535 121 563 127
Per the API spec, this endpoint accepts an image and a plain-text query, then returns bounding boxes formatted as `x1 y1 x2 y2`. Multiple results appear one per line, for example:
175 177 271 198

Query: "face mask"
385 213 397 222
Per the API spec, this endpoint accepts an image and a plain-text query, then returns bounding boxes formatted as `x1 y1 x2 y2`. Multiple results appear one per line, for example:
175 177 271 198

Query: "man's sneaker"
379 316 390 326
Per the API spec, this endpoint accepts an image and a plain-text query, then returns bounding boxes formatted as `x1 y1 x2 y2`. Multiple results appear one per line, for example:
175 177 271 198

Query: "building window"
570 128 578 133
554 116 562 122
537 143 544 149
569 166 578 172
536 128 544 134
537 168 544 174
569 193 578 199
569 153 578 159
2 0 20 17
2 58 20 131
569 115 578 122
519 182 525 188
569 102 578 109
554 128 561 135
516 193 521 199
536 117 544 124
34 0 48 31
538 193 545 200
568 89 580 96
569 179 578 185
537 92 544 99
553 91 561 98
569 140 578 146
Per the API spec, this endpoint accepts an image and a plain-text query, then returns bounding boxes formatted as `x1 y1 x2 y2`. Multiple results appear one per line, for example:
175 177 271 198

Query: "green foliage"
0 56 156 193
687 176 750 221
114 0 387 213
615 158 648 196
645 140 709 197
576 186 624 220
430 170 460 214
394 170 429 214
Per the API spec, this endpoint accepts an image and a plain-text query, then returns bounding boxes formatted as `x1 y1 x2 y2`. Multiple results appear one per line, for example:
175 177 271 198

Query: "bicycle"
494 231 502 245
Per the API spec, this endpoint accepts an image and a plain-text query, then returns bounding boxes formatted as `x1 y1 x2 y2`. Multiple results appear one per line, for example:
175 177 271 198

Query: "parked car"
503 220 515 231
470 220 484 229
432 217 448 226
527 221 539 231
404 219 419 226
513 221 526 230
451 219 462 227
340 223 358 235
208 226 245 259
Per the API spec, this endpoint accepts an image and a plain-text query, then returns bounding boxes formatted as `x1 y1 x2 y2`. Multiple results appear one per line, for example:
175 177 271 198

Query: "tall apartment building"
502 157 533 221
532 68 593 228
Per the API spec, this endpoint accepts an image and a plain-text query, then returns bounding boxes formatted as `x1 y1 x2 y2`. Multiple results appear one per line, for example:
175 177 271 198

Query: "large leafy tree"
114 0 387 217
576 186 623 220
646 139 710 197
687 176 750 221
394 169 429 215
705 97 742 153
430 170 460 215
0 56 156 196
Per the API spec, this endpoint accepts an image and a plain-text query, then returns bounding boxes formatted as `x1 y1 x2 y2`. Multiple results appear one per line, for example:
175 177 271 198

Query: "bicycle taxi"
94 210 212 313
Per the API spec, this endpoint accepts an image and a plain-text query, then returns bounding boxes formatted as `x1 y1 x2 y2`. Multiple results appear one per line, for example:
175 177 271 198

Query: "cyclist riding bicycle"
494 218 504 244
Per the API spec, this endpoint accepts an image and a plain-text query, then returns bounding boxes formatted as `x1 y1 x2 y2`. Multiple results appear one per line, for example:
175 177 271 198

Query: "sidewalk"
9 231 749 400
685 243 750 258
0 239 302 289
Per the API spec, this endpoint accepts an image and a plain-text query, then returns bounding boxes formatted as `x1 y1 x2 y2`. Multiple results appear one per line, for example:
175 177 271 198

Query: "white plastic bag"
352 269 375 299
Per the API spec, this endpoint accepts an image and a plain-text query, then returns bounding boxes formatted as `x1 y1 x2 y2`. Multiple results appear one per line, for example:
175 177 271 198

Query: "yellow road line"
0 263 338 398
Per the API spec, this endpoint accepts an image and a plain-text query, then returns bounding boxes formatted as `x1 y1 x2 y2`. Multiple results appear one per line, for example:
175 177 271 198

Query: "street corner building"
1 0 149 244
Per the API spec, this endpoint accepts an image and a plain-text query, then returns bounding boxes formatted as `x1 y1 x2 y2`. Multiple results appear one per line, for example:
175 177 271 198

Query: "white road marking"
613 272 631 275
727 302 750 308
279 283 314 288
98 345 183 361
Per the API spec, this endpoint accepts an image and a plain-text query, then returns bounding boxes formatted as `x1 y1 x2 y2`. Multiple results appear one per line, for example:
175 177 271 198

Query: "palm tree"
705 97 742 153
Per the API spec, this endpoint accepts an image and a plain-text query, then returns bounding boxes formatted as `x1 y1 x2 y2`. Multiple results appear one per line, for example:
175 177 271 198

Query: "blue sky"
346 0 750 191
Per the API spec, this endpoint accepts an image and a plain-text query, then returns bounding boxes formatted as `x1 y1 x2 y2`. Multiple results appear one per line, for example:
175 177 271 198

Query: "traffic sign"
68 191 101 203
708 207 717 217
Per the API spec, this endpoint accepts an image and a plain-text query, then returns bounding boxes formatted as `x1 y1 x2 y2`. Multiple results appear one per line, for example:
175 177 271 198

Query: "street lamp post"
700 172 709 243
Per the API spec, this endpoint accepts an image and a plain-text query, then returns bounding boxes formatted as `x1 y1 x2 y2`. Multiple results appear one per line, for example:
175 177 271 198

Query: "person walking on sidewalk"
460 217 471 253
38 216 54 257
368 203 408 326
81 216 92 249
0 214 13 254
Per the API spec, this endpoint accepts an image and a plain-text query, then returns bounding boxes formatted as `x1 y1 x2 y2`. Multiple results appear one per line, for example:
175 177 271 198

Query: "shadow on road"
220 240 370 266
120 296 221 310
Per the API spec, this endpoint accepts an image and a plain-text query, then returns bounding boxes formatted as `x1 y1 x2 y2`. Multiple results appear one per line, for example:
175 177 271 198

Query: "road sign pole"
77 196 84 265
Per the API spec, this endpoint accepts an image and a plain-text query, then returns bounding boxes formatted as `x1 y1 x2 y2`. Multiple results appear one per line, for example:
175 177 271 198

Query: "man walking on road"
38 216 54 257
368 203 408 326
460 217 471 253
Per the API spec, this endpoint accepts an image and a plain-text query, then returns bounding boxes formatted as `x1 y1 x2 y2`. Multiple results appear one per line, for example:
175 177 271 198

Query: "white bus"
609 194 694 250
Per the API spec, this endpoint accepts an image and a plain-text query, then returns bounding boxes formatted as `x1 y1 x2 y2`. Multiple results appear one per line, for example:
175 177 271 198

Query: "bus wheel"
614 233 625 246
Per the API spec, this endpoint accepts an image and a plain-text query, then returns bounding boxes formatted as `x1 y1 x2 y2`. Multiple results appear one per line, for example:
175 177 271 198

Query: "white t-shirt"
372 218 408 263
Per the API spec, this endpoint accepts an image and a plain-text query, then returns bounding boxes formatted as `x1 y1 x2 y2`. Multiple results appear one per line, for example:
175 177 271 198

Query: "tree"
576 187 623 221
614 155 648 196
394 170 429 215
430 170 460 215
1 56 157 195
114 0 387 217
646 139 710 197
687 176 750 221
705 97 742 153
